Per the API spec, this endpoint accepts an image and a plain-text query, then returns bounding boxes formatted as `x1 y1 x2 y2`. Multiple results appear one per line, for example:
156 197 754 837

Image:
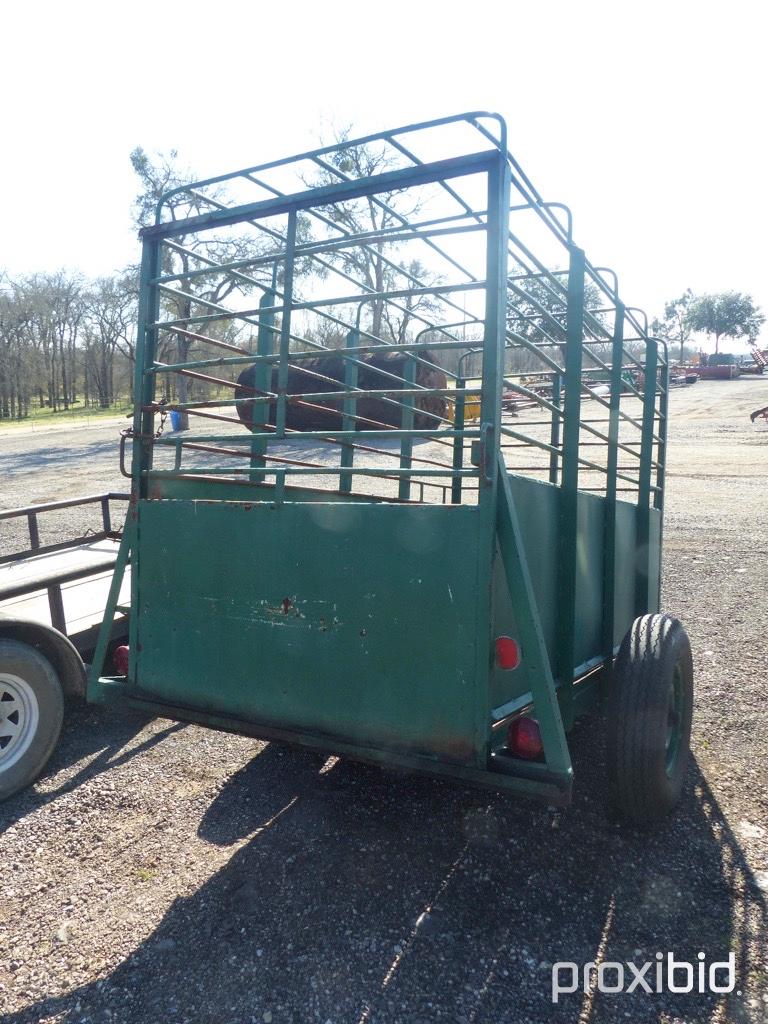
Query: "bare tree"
305 128 444 344
0 277 37 420
10 272 85 413
130 147 291 429
0 270 140 421
651 289 694 364
84 275 137 407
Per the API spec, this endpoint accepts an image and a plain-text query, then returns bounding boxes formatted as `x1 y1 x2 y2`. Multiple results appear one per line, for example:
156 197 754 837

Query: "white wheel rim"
0 672 40 772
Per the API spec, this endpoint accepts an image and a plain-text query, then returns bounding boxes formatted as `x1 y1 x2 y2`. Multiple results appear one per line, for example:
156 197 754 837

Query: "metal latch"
471 422 495 485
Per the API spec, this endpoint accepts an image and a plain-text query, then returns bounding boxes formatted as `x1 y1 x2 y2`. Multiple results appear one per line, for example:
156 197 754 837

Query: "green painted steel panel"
613 504 660 640
613 500 638 647
84 118 670 808
648 508 662 613
134 499 484 764
572 489 605 668
507 475 559 656
490 474 660 714
148 476 398 505
491 476 558 714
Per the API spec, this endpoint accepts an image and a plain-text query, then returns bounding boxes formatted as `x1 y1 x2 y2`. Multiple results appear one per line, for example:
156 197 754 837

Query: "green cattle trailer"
2 114 693 821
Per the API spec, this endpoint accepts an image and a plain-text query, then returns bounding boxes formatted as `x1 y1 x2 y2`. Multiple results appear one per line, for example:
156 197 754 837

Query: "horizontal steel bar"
193 175 479 330
308 153 483 286
153 279 486 332
498 425 659 487
146 466 478 479
212 112 502 186
230 385 479 404
0 558 118 601
579 486 639 493
154 113 503 209
499 425 560 456
0 492 129 521
0 532 114 567
154 428 478 444
501 379 562 417
176 438 457 473
165 326 249 356
143 150 499 241
153 217 487 289
147 108 656 356
146 336 483 375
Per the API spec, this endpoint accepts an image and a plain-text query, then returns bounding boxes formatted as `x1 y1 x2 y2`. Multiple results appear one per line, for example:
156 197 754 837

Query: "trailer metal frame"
0 493 129 647
89 113 668 805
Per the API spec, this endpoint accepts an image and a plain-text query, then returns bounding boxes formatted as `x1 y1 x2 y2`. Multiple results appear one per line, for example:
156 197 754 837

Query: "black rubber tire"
606 614 693 825
0 639 64 801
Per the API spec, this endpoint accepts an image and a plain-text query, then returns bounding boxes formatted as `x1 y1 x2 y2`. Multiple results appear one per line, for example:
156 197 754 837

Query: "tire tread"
607 614 693 824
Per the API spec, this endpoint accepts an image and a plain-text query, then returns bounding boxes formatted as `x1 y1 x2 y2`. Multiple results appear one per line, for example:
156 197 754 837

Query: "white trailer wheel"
0 640 64 801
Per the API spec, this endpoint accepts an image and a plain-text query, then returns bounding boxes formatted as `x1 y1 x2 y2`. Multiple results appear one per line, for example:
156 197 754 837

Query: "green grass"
0 401 133 430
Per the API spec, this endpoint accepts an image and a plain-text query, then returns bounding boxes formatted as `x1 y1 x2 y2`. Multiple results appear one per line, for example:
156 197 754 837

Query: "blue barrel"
169 410 182 432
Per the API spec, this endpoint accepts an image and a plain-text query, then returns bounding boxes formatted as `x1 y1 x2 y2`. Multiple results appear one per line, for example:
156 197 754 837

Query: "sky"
2 0 766 349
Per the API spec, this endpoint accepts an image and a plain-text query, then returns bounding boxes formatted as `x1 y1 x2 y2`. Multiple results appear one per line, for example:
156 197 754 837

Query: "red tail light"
113 645 129 675
507 716 543 760
495 636 521 670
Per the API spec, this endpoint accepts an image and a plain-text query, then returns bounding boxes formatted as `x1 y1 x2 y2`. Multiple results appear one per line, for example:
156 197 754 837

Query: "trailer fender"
0 618 86 700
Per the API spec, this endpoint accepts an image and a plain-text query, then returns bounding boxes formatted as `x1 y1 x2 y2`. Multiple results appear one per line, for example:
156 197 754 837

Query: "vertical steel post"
275 210 297 439
398 355 416 501
473 154 509 762
48 585 66 634
250 288 276 469
654 343 669 516
478 161 507 498
101 496 112 535
128 234 161 682
27 513 40 551
601 301 624 694
555 244 585 730
653 342 669 609
636 340 658 615
130 236 161 497
451 376 466 504
339 327 359 494
548 373 562 484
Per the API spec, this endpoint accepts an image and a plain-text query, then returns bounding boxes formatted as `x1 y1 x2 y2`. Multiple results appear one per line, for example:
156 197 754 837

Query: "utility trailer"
0 494 129 797
1 114 693 822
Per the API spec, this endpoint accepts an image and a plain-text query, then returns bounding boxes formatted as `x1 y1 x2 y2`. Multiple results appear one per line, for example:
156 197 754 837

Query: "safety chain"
119 398 169 442
118 399 171 478
154 397 168 438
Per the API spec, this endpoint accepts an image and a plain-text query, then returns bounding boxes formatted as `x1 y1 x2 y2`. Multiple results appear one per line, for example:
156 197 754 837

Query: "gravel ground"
1 379 767 1024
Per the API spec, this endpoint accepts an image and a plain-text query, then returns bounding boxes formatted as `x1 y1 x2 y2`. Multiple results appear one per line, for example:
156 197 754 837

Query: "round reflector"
507 717 543 760
113 645 129 676
495 636 521 670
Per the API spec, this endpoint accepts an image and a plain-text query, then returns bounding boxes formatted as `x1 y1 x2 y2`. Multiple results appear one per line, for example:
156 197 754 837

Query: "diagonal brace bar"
496 456 573 783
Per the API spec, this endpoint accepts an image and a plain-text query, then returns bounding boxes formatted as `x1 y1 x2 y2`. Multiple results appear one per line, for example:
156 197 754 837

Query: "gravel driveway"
0 380 767 1024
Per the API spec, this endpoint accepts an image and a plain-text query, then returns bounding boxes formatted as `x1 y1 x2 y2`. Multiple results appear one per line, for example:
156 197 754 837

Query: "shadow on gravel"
5 736 766 1024
1 438 121 477
0 706 184 836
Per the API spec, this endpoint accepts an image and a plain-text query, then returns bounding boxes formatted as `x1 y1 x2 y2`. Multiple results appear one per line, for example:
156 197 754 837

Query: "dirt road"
1 379 767 1024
